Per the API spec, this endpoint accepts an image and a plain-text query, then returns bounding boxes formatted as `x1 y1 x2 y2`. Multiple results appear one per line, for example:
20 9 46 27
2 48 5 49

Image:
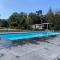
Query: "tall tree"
8 12 27 29
28 11 43 24
8 12 18 28
36 10 43 24
47 8 54 23
47 8 54 29
18 12 27 29
54 12 60 30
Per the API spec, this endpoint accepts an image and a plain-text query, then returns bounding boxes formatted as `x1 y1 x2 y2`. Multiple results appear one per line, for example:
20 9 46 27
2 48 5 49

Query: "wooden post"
47 24 48 30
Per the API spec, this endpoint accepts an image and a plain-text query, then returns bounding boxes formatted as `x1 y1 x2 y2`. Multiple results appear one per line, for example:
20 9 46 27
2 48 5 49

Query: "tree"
2 19 8 27
28 13 37 24
36 10 43 24
7 9 60 31
8 12 27 29
8 12 18 28
28 11 43 25
46 8 54 30
0 19 8 27
47 8 54 23
36 10 42 16
18 12 27 29
54 12 60 30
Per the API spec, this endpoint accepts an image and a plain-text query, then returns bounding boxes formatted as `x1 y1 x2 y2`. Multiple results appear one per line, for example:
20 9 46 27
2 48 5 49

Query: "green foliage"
8 12 27 29
0 9 60 31
8 10 44 29
36 10 42 15
46 8 55 30
0 19 8 27
8 12 18 28
47 8 54 23
54 13 60 30
46 9 60 30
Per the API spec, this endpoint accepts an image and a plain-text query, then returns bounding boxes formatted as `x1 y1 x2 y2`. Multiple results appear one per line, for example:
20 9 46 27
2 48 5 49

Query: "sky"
0 0 60 19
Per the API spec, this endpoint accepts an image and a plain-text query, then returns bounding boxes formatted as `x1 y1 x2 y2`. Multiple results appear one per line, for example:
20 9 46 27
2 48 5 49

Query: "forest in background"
0 8 60 31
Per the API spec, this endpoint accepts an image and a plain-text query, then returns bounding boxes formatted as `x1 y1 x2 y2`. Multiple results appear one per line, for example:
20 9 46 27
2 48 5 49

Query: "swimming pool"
0 32 60 41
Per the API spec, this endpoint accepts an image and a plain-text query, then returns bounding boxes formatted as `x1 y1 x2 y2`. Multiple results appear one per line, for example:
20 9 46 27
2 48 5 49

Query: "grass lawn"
0 28 43 32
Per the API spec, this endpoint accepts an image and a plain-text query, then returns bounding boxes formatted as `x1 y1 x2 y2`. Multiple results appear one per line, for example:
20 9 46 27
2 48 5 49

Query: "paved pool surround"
0 35 60 60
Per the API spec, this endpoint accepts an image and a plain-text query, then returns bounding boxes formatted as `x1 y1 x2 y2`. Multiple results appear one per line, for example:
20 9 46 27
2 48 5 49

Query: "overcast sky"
0 0 60 19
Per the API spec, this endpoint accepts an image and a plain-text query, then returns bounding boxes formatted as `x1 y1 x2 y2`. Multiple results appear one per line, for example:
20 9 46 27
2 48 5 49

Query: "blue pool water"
0 32 60 41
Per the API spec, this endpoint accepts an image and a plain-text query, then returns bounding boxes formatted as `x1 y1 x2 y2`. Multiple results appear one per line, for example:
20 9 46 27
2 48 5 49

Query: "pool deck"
0 31 49 34
0 35 60 60
0 32 28 34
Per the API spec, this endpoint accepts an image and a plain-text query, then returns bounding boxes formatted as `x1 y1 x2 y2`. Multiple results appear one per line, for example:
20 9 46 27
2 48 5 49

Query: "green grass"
0 28 44 32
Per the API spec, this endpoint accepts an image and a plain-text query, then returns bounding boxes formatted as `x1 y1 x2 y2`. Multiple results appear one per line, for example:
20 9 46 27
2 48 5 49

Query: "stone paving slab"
0 35 60 60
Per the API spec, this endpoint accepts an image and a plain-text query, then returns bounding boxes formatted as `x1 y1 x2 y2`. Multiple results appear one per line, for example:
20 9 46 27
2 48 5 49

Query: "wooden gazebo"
42 23 52 30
